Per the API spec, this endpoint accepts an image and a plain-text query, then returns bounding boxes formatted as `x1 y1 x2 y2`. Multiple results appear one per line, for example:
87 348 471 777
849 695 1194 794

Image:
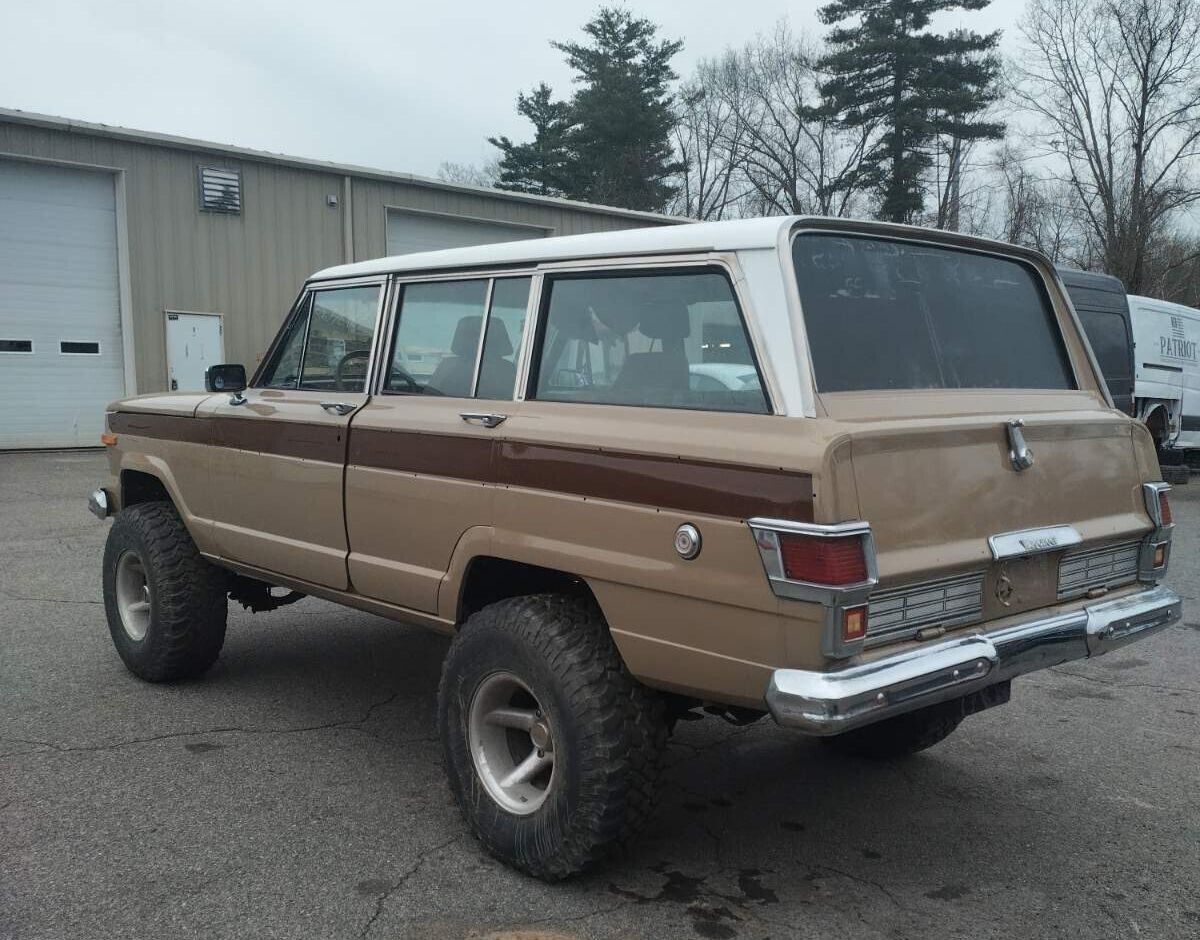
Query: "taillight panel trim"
747 517 879 659
1139 482 1174 582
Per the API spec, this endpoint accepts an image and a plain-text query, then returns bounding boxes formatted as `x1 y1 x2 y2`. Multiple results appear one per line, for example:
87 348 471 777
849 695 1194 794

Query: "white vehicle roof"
311 215 1052 282
1128 294 1200 320
312 216 794 281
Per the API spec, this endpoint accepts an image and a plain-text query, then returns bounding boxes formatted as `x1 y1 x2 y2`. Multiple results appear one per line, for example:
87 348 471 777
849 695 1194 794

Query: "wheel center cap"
530 720 551 751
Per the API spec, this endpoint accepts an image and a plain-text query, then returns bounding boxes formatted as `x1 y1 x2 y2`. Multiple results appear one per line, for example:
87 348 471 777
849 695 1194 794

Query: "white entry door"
166 312 224 392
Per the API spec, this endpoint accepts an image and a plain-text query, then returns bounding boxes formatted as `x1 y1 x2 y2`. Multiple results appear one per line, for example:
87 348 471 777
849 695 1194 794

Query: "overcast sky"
4 0 1028 178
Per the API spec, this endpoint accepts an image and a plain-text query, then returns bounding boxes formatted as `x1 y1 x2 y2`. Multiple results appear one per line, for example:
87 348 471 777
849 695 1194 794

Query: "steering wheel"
334 350 371 391
387 365 422 393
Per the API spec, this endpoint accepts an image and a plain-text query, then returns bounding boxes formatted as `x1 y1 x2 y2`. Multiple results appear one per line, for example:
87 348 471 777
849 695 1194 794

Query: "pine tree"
817 0 1004 223
552 9 684 211
490 9 684 212
488 84 575 197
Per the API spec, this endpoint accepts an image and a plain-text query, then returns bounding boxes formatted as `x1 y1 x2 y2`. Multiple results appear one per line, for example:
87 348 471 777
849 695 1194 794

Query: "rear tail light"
748 518 878 659
778 533 868 585
1158 491 1172 526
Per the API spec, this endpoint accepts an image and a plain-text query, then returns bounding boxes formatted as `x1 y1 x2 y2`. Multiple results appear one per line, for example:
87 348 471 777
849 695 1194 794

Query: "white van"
1129 294 1200 452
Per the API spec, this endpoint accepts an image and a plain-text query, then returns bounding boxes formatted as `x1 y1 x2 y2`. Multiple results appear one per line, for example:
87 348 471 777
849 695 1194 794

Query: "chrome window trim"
513 273 543 403
468 278 497 398
374 273 531 401
252 277 387 391
522 255 778 416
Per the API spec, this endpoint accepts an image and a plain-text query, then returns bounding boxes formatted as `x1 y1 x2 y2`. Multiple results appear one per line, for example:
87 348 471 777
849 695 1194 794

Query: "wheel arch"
454 555 602 627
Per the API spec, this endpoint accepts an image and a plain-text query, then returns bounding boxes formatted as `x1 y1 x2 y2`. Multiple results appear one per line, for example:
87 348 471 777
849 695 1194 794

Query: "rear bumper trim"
766 585 1181 735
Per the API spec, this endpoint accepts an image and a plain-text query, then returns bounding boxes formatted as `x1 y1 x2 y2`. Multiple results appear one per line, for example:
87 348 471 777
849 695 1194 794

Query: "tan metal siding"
0 120 667 393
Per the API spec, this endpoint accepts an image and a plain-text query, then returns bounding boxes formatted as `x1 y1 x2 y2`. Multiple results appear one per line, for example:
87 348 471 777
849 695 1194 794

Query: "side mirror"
205 363 247 393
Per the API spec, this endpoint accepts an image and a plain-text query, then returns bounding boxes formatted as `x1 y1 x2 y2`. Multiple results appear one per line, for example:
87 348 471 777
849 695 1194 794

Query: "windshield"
792 233 1077 393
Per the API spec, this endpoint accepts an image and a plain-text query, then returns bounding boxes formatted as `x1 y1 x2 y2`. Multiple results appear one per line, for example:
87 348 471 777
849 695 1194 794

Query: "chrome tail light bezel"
1139 482 1174 582
747 517 878 659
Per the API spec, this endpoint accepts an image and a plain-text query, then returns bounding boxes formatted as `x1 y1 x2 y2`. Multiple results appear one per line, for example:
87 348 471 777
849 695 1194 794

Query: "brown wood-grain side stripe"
348 428 493 482
109 412 345 463
109 412 211 445
110 413 814 521
349 428 813 521
495 440 813 521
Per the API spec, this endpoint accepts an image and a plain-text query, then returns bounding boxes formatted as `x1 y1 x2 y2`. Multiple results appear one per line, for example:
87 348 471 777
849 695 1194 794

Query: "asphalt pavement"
2 449 1197 940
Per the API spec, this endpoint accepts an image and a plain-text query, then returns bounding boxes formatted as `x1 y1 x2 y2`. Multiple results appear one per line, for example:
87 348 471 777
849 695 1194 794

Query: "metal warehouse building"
0 108 677 448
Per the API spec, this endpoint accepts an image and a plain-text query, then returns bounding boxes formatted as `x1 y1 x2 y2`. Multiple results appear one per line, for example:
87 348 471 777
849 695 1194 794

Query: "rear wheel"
102 501 228 681
438 594 666 880
820 699 963 759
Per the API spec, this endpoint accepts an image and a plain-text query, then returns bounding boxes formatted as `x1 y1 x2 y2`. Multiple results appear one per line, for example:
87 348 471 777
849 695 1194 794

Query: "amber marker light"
842 605 868 642
100 433 118 446
1154 544 1167 567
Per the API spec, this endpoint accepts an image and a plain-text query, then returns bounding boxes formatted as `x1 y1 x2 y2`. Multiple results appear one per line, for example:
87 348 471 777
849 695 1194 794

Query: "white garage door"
385 208 546 255
0 160 125 448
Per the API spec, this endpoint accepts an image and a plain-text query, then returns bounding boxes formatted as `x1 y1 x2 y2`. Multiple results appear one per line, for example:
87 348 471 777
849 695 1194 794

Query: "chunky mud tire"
820 699 963 759
438 594 667 881
102 501 228 681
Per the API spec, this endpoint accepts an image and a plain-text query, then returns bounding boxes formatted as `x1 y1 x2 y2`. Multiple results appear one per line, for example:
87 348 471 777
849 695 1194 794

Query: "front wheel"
102 501 228 681
438 594 666 881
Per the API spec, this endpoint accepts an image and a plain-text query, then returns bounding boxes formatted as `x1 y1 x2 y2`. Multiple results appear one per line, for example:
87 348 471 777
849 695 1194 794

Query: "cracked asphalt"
2 450 1198 940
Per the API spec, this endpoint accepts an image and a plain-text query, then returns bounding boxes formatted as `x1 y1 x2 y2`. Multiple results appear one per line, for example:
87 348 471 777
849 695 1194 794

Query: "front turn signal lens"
100 432 118 446
842 605 868 642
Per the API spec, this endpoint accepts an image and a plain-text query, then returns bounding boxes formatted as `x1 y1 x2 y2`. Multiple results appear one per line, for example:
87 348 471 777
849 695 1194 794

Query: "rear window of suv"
792 233 1077 393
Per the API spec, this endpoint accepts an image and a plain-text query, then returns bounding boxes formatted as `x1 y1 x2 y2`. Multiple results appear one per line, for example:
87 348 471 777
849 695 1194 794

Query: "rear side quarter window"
529 269 769 414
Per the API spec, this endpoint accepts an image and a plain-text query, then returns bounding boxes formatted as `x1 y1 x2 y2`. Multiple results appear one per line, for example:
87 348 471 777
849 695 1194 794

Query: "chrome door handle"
460 411 507 428
320 401 357 416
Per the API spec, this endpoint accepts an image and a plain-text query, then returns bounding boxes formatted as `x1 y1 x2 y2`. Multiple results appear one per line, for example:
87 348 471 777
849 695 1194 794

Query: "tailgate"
844 413 1152 628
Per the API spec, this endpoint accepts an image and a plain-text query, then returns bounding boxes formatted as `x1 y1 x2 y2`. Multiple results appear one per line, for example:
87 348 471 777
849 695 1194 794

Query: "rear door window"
793 234 1076 392
529 269 768 414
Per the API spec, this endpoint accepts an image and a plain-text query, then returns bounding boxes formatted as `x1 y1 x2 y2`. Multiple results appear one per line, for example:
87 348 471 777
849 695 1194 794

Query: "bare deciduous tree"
669 24 877 219
1014 0 1200 291
436 159 501 188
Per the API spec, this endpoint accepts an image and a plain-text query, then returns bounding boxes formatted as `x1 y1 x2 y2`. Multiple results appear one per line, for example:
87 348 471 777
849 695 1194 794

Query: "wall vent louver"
198 166 242 214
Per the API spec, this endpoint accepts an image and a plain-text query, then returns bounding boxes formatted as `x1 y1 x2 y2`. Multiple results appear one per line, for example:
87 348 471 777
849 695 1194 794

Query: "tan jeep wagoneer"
89 217 1181 879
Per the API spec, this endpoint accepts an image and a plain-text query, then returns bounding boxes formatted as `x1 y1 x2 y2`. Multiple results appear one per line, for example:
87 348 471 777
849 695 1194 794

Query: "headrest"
483 318 513 358
450 316 483 357
638 303 690 341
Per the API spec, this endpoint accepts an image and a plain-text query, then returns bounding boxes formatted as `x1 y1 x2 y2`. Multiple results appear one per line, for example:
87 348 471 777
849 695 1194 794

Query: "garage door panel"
0 160 124 448
385 209 546 255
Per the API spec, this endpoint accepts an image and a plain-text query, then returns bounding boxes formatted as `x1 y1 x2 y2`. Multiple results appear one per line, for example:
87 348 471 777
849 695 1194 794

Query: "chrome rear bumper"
766 585 1182 735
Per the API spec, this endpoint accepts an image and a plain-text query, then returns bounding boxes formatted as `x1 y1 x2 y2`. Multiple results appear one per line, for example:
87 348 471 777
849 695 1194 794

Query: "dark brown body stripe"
349 428 493 483
110 412 813 521
109 412 345 463
109 412 211 445
494 440 813 521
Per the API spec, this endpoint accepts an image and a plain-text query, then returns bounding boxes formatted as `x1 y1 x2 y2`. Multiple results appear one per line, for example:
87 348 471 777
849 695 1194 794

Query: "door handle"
460 411 507 428
320 401 357 416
